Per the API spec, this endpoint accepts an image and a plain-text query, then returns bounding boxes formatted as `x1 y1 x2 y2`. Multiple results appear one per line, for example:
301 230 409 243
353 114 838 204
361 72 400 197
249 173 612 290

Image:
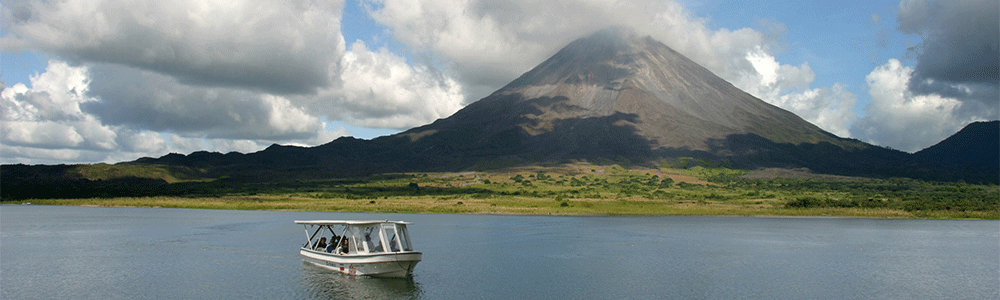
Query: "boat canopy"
295 220 413 225
298 220 415 254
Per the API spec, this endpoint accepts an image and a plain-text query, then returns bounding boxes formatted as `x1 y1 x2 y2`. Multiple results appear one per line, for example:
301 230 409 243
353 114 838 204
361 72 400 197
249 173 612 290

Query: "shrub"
659 178 674 188
677 182 697 189
786 196 824 208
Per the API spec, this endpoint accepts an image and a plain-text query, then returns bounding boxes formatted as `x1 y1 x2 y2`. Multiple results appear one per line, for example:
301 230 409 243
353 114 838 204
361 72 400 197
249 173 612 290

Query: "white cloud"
1 59 91 120
364 0 768 88
117 130 167 154
774 85 857 138
3 0 468 164
368 0 733 100
737 47 856 137
2 0 346 94
0 60 353 164
746 48 782 87
304 41 465 130
849 59 980 152
1 60 117 151
3 120 85 148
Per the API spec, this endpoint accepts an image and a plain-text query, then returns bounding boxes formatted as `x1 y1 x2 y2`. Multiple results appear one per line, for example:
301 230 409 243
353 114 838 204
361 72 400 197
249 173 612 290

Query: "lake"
2 205 997 299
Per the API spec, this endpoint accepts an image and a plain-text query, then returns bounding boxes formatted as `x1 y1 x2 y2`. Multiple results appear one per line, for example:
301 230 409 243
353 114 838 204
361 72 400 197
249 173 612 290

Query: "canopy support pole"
302 225 312 248
305 225 322 249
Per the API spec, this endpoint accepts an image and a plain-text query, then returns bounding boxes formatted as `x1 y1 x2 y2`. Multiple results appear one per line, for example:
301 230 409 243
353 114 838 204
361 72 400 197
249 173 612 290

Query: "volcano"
382 27 869 168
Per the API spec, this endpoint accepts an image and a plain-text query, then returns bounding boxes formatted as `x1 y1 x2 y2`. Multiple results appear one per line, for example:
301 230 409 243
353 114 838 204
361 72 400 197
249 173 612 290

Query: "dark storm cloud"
897 0 999 103
82 64 322 140
65 43 335 96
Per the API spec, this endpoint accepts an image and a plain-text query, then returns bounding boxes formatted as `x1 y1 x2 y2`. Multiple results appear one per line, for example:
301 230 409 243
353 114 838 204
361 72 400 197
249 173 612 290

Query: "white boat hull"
300 248 422 278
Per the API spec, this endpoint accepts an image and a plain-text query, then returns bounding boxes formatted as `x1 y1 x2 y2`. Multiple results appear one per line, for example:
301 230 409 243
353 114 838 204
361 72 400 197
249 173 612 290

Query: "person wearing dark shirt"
314 237 327 251
338 238 349 254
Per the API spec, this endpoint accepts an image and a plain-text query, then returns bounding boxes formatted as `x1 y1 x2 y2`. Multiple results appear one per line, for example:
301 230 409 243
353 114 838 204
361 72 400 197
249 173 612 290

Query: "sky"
1 0 997 165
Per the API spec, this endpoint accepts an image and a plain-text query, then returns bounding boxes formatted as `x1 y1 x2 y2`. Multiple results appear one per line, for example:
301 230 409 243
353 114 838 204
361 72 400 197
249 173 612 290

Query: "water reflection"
300 261 422 299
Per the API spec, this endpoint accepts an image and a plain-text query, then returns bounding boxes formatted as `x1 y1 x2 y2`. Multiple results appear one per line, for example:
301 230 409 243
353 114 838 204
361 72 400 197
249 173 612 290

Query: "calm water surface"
2 205 997 299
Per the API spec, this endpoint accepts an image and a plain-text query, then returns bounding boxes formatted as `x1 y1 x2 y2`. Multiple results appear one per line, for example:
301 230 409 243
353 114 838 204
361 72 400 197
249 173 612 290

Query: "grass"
21 195 965 219
10 162 999 219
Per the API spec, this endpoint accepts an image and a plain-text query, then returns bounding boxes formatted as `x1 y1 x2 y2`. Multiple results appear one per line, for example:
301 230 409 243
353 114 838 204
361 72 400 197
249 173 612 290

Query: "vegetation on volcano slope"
8 162 997 219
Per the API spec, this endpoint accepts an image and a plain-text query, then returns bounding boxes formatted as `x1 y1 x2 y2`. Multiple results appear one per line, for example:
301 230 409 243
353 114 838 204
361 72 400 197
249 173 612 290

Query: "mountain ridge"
910 121 999 183
914 121 998 163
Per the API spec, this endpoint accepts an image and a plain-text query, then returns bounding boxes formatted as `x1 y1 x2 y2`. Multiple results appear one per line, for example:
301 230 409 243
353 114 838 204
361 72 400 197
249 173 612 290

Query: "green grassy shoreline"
10 195 995 220
6 164 997 219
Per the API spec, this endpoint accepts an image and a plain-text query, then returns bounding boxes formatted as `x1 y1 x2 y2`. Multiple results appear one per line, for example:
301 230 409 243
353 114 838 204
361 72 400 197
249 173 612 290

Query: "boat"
295 220 422 278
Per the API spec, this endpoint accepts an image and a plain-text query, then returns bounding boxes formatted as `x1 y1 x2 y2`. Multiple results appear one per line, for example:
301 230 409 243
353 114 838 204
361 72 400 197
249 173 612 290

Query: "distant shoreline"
8 196 996 220
5 164 997 220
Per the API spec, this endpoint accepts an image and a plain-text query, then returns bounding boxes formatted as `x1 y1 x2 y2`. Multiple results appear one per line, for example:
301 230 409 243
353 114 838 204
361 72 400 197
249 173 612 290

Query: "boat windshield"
363 226 384 253
349 226 363 253
382 225 400 252
397 224 413 251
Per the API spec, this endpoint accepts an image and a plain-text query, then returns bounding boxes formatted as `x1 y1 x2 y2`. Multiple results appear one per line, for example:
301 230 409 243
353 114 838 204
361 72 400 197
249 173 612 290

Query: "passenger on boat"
338 238 349 254
314 237 327 251
325 236 338 253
